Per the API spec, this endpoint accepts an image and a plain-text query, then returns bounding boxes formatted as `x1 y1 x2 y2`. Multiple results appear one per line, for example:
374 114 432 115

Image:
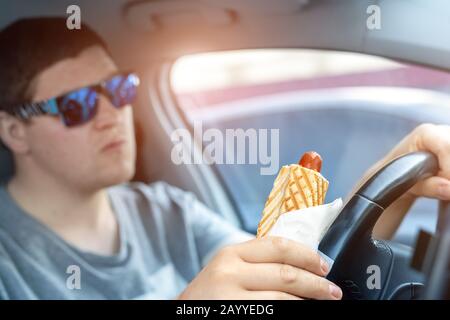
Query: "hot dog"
299 151 322 172
257 150 329 237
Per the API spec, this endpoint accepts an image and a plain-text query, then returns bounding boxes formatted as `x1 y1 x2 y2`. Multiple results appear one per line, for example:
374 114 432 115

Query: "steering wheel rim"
319 152 439 299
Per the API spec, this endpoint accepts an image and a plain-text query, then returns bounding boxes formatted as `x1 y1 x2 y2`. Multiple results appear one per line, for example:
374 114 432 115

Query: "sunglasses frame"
10 71 140 126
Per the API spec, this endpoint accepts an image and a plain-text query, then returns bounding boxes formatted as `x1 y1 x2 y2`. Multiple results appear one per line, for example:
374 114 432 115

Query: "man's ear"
0 111 30 155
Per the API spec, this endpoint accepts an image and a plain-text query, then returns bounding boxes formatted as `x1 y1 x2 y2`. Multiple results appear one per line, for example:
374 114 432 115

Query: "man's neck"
7 170 120 256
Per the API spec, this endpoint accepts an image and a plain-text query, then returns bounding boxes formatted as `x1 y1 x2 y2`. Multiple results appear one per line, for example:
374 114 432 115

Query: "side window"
170 49 450 239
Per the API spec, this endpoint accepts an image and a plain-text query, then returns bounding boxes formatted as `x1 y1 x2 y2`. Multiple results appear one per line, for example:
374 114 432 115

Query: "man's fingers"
412 176 450 200
234 236 328 276
239 263 342 300
418 124 450 179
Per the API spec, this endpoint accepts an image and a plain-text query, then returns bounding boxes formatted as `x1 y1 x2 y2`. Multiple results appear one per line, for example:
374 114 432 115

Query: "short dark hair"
0 17 112 113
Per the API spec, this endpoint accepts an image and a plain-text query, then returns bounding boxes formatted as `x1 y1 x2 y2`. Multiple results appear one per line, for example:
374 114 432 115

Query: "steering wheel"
319 151 443 300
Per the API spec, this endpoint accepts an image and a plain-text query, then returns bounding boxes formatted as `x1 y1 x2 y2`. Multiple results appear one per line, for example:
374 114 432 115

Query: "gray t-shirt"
0 181 253 300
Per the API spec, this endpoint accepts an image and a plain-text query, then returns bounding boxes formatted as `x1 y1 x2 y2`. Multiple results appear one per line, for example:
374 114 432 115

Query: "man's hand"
372 124 450 238
389 124 450 200
178 236 342 300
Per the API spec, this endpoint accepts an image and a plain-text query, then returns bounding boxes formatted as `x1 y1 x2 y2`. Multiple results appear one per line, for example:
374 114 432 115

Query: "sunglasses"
11 72 140 127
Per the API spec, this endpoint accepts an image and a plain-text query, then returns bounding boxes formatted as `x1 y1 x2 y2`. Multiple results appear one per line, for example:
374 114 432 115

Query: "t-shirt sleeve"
191 195 255 266
163 183 255 267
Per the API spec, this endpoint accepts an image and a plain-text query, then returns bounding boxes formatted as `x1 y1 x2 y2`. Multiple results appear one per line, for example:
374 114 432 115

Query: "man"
0 18 449 300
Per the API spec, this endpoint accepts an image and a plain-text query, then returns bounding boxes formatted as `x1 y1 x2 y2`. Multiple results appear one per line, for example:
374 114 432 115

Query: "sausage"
298 151 322 172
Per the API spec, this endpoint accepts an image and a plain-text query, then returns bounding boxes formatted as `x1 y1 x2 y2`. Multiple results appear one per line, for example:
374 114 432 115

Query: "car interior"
1 0 450 300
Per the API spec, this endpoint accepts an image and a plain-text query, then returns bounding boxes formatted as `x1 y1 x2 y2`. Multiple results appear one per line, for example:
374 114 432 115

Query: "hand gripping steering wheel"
319 152 443 300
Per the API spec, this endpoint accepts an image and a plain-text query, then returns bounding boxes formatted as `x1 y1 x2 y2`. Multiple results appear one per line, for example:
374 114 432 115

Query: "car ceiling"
1 0 450 71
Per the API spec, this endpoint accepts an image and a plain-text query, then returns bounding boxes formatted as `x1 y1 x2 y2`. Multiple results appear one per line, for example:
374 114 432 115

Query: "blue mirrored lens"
58 88 98 127
42 99 59 115
105 73 139 108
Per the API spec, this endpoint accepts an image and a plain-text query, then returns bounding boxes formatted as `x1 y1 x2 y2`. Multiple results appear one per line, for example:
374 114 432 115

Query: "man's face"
24 46 136 192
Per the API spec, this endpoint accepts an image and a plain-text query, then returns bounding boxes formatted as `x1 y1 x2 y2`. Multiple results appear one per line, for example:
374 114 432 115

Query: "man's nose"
93 94 122 130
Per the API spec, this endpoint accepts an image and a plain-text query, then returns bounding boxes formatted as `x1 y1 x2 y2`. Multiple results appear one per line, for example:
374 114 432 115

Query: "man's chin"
95 165 136 188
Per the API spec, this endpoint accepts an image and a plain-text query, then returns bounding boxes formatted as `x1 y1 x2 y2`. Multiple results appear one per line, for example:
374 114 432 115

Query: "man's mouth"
101 139 126 152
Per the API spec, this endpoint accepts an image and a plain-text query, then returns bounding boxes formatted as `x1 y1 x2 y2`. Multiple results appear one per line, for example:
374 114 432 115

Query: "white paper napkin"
267 198 343 266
